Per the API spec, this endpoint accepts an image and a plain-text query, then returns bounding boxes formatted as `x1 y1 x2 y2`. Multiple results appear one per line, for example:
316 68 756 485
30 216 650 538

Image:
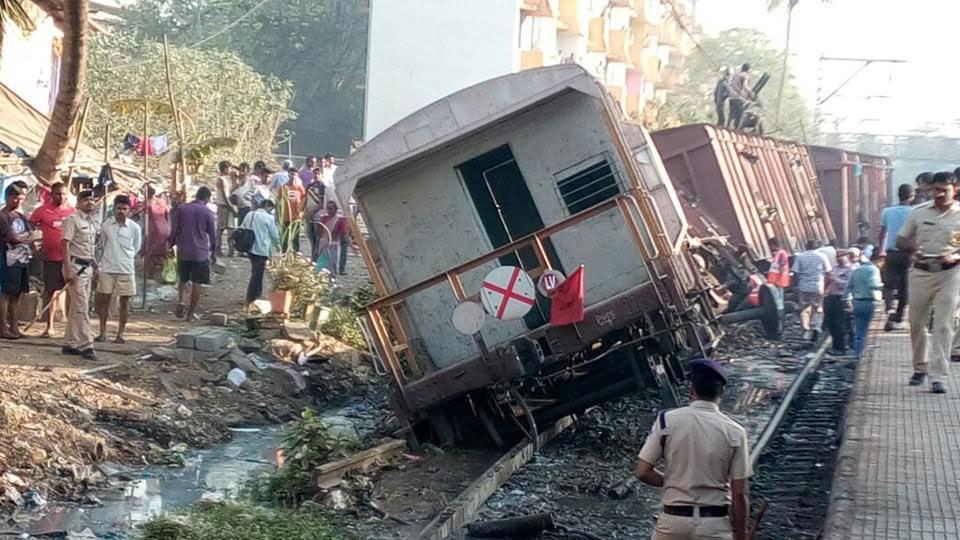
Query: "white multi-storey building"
364 0 698 139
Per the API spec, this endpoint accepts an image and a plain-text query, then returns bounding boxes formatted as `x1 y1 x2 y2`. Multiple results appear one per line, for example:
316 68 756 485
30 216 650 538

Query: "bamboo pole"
142 100 150 309
101 123 110 225
162 34 189 198
65 96 91 187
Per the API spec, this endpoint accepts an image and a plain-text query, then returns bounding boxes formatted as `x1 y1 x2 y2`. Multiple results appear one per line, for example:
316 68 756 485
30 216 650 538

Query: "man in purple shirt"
299 155 317 186
172 187 217 321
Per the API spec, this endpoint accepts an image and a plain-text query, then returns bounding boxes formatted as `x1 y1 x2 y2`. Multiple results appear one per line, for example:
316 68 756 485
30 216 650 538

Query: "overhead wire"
659 0 719 70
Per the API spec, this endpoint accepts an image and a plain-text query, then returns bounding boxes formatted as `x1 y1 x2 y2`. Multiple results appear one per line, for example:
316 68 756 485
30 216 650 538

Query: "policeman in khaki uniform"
636 358 751 540
896 171 960 394
61 190 99 361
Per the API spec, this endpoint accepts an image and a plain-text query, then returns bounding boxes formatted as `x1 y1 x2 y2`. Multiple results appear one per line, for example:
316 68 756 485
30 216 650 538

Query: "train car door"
458 145 562 329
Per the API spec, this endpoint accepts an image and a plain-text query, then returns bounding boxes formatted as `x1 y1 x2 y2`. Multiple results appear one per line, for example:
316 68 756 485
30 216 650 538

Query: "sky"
694 0 959 137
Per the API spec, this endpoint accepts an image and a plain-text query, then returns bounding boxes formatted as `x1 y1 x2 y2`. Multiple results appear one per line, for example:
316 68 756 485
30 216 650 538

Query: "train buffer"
824 321 960 538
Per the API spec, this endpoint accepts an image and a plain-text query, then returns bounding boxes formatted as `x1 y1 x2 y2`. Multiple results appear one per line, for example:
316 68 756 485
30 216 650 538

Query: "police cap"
688 357 727 385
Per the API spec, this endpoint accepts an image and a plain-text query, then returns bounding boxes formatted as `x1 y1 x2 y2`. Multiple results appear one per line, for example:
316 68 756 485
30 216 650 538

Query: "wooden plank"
314 439 406 486
77 363 123 377
417 415 574 540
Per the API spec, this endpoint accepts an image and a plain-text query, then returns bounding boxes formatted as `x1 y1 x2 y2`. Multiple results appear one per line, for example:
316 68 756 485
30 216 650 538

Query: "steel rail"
748 339 830 467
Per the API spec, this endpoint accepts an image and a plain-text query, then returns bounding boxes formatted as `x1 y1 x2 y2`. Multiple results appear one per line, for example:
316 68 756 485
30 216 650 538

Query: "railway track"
414 334 857 539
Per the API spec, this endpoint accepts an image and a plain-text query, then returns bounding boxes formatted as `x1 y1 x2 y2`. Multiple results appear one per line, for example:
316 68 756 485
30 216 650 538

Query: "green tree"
119 0 368 156
85 30 295 167
660 28 815 141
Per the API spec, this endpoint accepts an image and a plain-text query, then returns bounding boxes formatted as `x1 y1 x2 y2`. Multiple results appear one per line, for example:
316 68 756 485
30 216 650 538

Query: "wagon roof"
334 64 604 206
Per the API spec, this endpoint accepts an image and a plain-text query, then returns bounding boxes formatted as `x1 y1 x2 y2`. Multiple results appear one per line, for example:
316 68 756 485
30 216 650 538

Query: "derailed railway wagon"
335 65 720 445
808 146 891 248
651 124 836 260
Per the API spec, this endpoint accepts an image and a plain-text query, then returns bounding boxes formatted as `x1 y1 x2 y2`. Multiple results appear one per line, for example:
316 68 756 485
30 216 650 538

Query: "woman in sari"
144 187 171 280
309 200 347 277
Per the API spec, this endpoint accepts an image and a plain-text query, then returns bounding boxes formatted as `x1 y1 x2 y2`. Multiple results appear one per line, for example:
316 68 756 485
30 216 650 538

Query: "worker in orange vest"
767 238 791 310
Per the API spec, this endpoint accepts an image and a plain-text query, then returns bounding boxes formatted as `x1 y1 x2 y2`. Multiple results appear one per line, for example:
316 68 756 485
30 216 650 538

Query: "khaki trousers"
65 266 93 350
652 512 733 540
908 266 960 383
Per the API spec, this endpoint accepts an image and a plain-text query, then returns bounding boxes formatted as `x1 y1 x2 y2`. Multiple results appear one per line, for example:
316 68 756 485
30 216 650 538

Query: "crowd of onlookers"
764 169 960 395
0 152 348 361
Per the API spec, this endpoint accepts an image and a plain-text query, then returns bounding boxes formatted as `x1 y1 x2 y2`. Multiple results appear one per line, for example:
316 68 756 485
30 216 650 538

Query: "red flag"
550 265 584 326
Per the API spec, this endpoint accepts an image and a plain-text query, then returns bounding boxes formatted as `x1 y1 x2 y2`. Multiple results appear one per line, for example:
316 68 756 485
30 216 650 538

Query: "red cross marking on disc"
481 266 536 320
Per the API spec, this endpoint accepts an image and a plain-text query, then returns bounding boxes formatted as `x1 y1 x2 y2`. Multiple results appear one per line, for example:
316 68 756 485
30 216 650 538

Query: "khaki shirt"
62 210 97 261
638 401 751 506
898 201 960 258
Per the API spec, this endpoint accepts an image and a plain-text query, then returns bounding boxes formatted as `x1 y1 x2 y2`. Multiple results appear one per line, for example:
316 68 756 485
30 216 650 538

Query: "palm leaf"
0 0 36 32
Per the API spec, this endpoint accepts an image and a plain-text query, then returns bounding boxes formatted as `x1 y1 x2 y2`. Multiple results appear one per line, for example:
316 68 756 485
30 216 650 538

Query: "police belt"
663 505 729 518
913 259 960 272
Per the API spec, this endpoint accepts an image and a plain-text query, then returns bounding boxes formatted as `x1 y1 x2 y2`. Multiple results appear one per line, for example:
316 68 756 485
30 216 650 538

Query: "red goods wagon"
808 146 892 247
651 124 835 259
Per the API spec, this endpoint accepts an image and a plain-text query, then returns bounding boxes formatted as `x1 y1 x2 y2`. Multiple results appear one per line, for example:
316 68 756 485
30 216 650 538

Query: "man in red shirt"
29 182 75 338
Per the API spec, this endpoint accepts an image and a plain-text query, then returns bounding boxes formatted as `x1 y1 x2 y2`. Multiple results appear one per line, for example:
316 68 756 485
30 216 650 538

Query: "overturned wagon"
652 124 836 261
335 65 719 445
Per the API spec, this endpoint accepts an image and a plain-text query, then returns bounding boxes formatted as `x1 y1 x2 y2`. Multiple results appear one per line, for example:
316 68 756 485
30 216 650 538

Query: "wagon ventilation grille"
556 160 621 215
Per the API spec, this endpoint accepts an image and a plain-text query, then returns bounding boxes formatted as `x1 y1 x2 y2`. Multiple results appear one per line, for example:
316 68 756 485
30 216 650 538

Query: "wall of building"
364 0 698 141
0 1 61 115
357 91 649 368
364 0 522 139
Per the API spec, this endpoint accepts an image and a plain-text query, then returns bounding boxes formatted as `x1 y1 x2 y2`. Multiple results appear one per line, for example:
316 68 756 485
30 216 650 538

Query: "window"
556 158 622 214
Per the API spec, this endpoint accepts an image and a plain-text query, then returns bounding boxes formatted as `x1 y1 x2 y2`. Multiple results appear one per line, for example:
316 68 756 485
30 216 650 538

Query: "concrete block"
195 329 234 352
175 327 207 349
208 313 229 326
175 348 196 362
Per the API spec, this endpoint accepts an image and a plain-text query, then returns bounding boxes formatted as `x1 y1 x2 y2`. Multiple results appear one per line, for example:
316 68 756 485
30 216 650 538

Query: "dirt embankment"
0 254 383 508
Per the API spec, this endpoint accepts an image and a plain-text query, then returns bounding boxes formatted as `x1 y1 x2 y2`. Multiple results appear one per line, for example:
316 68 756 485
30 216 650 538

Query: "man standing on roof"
897 171 960 394
636 358 751 540
61 190 98 361
879 183 915 332
0 184 32 340
714 66 731 127
29 182 75 338
728 63 754 130
172 187 217 321
95 195 141 344
793 240 828 344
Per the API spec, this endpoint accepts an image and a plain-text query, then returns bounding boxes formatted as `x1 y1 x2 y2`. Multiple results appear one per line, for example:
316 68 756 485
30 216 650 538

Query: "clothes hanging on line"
124 133 170 156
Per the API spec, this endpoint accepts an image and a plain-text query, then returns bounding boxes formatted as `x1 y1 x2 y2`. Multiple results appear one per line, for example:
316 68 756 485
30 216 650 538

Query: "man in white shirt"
793 240 829 343
95 195 142 344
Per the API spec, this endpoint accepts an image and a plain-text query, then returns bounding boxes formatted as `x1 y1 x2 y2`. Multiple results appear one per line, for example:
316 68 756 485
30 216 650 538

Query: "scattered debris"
467 512 557 538
226 368 247 388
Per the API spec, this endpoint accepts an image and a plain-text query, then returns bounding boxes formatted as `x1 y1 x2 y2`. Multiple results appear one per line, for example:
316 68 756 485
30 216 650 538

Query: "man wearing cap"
636 358 751 540
897 171 960 394
61 190 99 360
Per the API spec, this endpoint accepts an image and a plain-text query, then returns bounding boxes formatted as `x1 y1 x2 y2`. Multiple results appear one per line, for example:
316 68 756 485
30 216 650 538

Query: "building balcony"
520 0 553 17
658 20 680 47
607 29 634 64
558 0 588 35
521 50 544 70
588 17 606 52
659 64 683 89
